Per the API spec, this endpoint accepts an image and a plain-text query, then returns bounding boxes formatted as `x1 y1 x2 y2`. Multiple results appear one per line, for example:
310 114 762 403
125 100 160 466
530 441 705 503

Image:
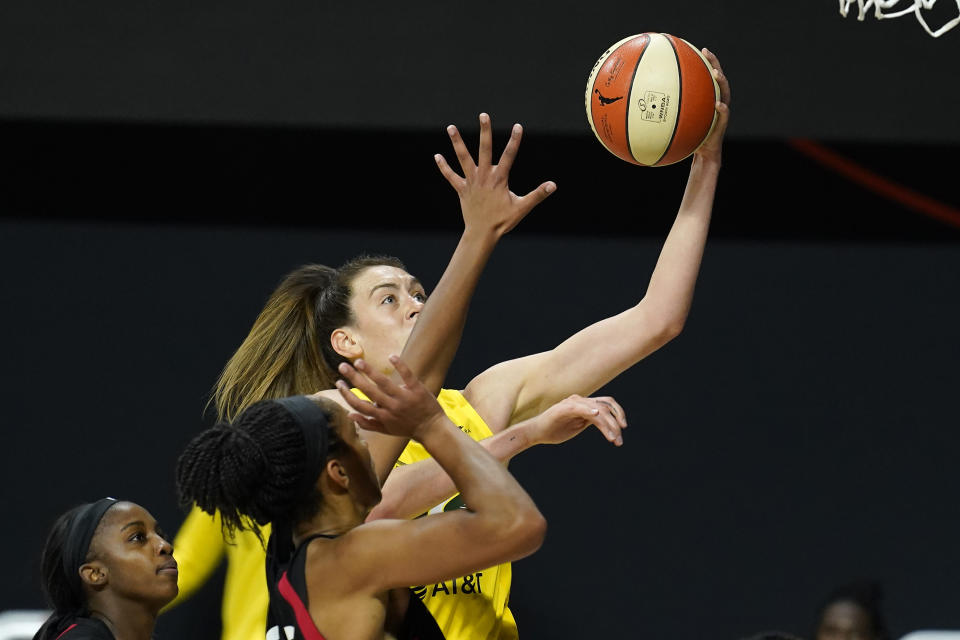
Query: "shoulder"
436 389 494 440
309 388 351 410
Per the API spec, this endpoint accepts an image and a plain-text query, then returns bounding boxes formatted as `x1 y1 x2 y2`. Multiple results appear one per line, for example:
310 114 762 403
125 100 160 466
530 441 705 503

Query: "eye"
380 294 395 305
413 292 427 303
128 531 146 543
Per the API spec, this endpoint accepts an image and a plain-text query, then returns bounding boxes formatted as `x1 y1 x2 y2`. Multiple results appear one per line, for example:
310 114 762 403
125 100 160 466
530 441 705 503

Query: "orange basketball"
585 33 719 166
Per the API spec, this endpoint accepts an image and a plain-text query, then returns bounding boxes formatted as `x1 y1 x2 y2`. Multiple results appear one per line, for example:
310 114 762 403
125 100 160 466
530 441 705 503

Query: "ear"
330 327 363 360
79 562 108 590
324 458 350 492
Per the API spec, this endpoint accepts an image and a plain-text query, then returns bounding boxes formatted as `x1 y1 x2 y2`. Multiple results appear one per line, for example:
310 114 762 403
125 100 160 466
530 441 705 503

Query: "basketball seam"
624 34 649 165
656 34 682 166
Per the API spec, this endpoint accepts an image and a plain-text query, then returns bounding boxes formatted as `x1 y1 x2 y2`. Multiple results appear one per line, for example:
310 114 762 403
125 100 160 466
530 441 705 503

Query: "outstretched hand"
528 394 628 447
335 356 446 440
435 112 556 238
694 48 731 164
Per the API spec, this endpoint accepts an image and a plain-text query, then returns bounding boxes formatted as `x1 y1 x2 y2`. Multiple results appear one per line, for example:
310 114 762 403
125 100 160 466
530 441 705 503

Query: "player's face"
88 502 178 609
345 266 426 374
816 601 875 640
331 407 382 509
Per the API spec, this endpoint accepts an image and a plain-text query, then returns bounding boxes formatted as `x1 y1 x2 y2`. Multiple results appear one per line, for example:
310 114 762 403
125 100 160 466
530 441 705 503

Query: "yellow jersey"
168 389 515 640
397 389 518 640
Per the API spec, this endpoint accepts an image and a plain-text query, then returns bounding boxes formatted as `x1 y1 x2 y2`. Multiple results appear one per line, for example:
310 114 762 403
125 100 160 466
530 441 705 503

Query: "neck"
88 599 157 640
292 495 368 546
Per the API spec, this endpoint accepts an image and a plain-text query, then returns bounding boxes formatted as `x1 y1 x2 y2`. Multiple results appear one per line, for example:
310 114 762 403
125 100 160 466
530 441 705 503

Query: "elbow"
522 509 548 556
661 317 685 342
365 493 406 522
501 504 547 560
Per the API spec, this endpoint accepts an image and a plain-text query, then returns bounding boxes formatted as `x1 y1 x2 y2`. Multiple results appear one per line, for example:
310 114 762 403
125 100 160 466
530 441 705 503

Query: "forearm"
368 228 500 481
640 154 720 331
367 421 536 521
414 416 537 521
400 226 499 394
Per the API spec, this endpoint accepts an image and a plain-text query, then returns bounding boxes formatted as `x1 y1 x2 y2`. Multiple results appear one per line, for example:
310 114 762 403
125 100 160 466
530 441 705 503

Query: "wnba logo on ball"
640 91 669 123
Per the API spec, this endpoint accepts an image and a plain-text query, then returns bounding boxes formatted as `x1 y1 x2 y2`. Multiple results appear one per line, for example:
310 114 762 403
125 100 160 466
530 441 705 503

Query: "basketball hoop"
839 0 960 37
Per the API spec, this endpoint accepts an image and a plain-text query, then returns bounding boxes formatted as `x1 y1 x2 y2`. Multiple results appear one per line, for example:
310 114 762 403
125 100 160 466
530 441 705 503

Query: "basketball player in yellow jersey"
167 112 560 640
178 46 728 640
351 49 731 640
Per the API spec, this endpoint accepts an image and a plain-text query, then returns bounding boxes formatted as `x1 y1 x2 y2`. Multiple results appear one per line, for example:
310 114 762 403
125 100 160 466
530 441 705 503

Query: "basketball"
585 33 720 166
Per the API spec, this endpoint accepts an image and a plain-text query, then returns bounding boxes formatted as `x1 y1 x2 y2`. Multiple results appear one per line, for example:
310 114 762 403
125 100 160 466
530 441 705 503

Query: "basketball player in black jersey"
176 355 554 640
33 499 178 640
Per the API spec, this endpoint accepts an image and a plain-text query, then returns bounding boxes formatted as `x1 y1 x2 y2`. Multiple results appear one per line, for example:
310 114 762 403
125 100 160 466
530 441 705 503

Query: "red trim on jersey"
278 571 326 640
54 624 78 640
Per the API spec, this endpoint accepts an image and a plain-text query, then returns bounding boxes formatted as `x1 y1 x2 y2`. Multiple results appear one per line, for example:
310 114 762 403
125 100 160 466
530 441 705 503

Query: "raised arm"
318 113 555 482
367 394 628 521
400 113 556 396
332 357 546 592
463 50 731 430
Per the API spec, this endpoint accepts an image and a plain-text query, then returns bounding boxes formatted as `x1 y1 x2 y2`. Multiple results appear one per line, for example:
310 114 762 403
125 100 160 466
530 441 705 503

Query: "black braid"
176 399 341 545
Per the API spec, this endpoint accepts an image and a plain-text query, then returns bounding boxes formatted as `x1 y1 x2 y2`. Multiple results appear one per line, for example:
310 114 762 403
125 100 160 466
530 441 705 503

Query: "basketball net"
839 0 960 37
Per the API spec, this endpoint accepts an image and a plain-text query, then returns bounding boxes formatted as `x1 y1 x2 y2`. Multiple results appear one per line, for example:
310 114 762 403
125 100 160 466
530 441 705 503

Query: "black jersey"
52 617 114 640
265 533 445 640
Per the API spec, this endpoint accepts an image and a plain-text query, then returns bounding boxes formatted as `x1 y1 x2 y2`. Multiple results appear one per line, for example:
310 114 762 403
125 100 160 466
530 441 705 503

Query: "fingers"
434 153 465 190
346 411 384 432
702 48 731 107
335 378 380 417
336 359 396 407
446 124 476 179
496 123 523 176
571 395 625 446
594 396 627 429
516 181 557 214
477 113 492 169
387 354 422 390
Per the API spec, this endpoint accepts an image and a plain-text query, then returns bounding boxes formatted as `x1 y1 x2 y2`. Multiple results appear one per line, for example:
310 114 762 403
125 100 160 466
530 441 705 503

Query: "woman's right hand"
527 394 628 447
336 356 447 441
435 112 556 238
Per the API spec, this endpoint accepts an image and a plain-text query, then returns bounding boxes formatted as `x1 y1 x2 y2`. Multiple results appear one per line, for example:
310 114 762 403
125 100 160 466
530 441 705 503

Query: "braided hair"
176 397 343 545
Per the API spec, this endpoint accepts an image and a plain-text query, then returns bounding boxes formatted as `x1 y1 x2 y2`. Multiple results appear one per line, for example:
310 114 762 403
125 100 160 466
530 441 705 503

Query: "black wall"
2 1 959 638
1 1 958 142
2 220 959 639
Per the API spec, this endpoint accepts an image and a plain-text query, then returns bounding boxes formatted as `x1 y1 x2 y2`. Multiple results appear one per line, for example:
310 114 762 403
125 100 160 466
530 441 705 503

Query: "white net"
839 0 960 37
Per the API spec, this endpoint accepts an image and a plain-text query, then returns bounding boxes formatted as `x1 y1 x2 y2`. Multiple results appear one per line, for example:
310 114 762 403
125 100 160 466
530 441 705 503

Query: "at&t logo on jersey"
413 572 484 600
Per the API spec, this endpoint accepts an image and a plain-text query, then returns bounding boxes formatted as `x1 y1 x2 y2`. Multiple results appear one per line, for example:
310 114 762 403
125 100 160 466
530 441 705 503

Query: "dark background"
2 2 959 640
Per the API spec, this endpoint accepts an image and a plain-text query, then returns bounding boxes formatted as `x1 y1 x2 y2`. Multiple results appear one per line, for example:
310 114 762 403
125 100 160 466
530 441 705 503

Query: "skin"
316 50 730 522
290 356 545 640
816 601 878 640
80 502 177 640
317 112 557 484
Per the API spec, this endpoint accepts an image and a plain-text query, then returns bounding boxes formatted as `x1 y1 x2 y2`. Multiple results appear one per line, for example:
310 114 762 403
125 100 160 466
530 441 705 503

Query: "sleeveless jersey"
397 390 518 640
52 617 114 640
265 534 444 640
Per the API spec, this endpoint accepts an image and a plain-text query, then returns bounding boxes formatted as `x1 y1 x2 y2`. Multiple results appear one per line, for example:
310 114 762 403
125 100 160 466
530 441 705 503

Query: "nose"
407 296 424 320
158 535 174 556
